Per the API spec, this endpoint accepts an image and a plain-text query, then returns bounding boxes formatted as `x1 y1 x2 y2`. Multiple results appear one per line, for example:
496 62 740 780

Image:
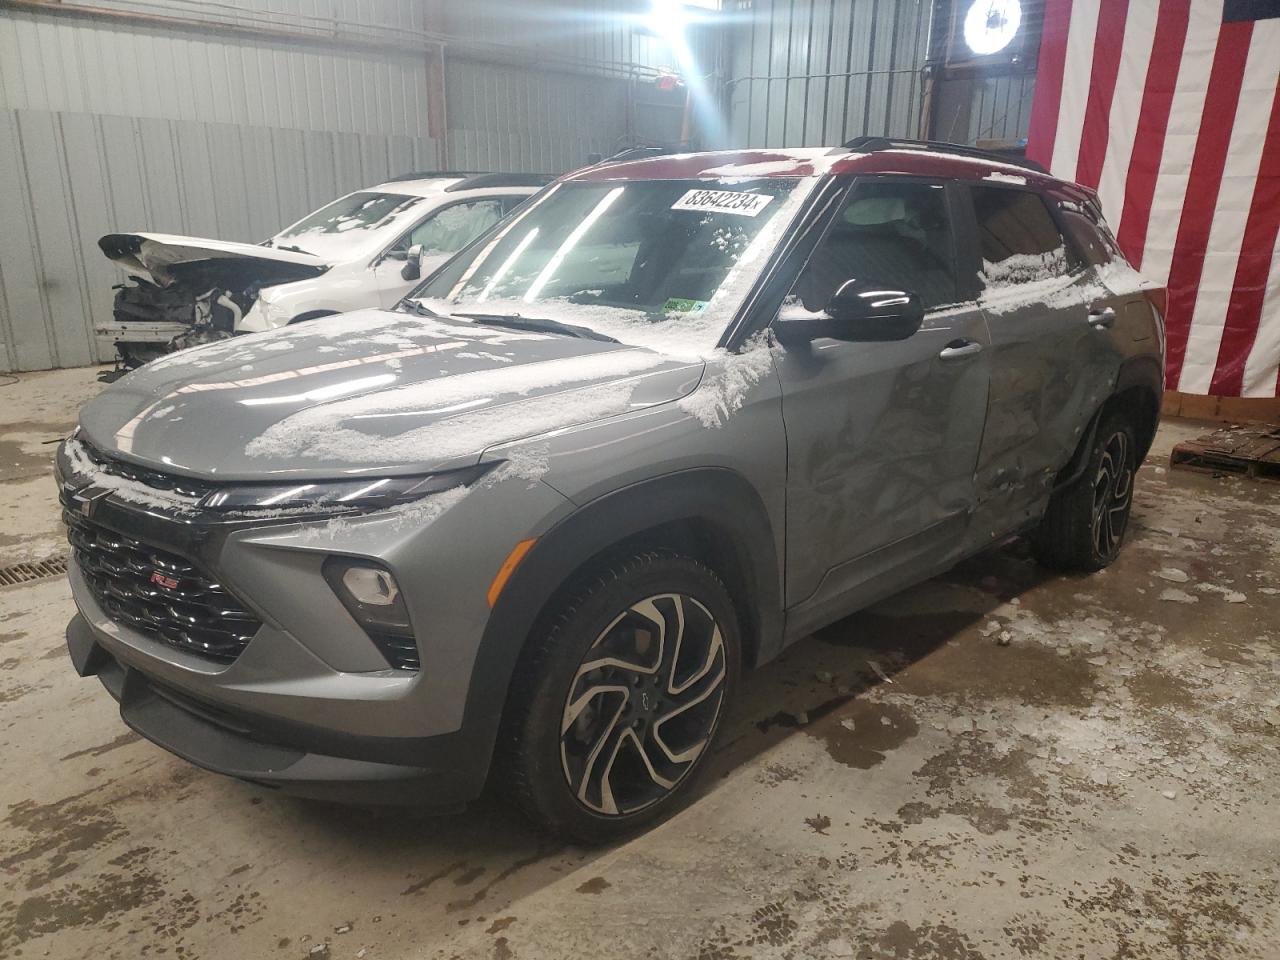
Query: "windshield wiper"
397 298 446 318
274 243 315 256
451 312 618 343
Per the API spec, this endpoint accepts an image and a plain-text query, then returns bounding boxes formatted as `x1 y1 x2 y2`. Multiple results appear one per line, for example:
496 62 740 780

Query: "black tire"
500 551 741 845
1032 411 1137 572
116 341 168 369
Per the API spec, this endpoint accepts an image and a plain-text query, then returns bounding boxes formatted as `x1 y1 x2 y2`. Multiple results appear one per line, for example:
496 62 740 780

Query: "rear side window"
971 186 1071 283
1057 199 1119 266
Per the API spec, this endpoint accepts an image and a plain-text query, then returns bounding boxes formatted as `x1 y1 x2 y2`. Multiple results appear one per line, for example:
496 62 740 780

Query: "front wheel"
1032 412 1137 572
500 551 740 844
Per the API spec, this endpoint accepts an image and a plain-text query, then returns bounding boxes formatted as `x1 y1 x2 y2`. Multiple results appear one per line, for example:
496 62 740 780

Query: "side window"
789 180 958 313
1057 198 1118 267
403 199 505 257
971 186 1072 283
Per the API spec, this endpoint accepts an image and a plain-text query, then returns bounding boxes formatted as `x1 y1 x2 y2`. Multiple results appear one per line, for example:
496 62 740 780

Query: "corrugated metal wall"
722 0 934 147
0 0 683 371
440 0 700 169
444 60 636 174
0 2 443 372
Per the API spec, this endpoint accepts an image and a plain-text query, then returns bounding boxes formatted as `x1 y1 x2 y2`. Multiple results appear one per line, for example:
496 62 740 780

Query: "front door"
771 178 992 626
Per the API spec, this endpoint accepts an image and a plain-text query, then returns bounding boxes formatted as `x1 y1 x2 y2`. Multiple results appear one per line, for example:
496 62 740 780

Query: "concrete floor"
2 366 1278 960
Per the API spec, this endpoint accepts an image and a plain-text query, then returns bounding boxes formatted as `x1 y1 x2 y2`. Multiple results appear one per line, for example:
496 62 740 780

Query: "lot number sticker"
672 189 774 217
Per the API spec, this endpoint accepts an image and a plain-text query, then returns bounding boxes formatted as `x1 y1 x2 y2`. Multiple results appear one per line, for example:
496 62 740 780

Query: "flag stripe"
1050 0 1103 178
1096 0 1161 231
1177 27 1280 393
1025 0 1076 167
1210 107 1280 394
1163 19 1255 388
1075 0 1130 188
1130 0 1221 287
1113 0 1193 267
1238 227 1280 394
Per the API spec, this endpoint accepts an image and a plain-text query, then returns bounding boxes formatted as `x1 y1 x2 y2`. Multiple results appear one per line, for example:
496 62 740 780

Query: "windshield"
271 191 425 260
411 178 817 356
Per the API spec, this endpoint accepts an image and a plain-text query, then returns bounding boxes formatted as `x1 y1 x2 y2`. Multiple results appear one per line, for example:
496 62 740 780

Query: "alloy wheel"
1091 431 1133 560
560 593 727 816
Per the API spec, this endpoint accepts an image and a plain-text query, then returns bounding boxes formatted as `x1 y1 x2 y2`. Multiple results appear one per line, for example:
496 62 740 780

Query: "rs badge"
150 571 180 590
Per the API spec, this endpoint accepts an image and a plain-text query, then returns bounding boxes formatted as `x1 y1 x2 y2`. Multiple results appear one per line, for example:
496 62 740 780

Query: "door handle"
1088 305 1117 328
939 339 983 361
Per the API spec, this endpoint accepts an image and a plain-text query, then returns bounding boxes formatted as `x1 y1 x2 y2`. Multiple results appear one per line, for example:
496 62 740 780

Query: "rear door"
966 184 1124 533
771 177 992 622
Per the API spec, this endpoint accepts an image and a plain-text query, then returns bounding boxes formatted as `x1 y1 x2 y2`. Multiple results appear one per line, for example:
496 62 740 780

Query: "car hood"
78 309 705 480
100 232 330 288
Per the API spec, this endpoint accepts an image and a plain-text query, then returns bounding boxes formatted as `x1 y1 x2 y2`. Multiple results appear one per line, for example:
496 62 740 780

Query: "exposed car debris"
95 175 546 372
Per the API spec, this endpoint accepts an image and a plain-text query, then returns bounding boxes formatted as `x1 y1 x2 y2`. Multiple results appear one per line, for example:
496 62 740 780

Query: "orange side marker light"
487 538 537 607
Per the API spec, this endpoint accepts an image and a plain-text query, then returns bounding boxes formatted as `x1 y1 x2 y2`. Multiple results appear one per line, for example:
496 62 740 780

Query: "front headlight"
199 463 495 516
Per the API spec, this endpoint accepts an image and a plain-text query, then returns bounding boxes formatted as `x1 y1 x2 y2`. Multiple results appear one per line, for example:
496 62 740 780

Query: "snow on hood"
99 232 330 288
77 309 704 480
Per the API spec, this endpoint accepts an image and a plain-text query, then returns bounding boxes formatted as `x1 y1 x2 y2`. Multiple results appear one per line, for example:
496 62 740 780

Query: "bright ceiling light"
646 0 691 49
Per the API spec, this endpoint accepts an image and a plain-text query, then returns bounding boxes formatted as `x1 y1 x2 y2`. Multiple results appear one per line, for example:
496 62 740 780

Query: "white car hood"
99 232 330 288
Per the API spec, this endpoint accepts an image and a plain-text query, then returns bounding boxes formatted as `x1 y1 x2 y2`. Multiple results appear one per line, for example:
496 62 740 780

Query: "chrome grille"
64 509 259 664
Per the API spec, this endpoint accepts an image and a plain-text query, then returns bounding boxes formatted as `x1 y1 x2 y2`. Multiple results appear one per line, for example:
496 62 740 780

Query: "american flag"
1025 0 1280 398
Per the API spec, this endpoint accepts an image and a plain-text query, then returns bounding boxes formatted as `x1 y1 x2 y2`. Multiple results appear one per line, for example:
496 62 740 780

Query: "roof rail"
443 172 556 192
383 170 487 182
841 137 1048 174
588 146 676 166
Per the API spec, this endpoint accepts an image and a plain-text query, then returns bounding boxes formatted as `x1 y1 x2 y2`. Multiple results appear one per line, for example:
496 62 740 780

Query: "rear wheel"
501 551 740 844
1032 412 1136 571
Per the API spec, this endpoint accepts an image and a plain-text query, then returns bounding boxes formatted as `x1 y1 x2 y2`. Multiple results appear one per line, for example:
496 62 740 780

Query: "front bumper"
67 613 484 807
55 436 575 806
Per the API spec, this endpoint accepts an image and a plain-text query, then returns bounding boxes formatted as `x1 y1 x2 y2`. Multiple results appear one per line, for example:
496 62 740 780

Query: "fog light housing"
323 558 419 671
342 565 400 606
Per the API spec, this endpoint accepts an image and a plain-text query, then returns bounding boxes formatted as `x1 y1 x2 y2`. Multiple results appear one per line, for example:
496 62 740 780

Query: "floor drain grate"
0 555 69 587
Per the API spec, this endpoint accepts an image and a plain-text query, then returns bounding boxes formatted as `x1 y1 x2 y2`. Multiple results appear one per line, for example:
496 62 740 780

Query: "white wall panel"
0 108 437 370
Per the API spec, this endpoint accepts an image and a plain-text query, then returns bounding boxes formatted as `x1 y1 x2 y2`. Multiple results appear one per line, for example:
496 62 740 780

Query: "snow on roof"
366 177 464 199
570 145 1076 190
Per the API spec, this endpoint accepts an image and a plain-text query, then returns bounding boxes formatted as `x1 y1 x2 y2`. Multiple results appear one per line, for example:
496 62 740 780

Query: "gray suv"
58 139 1165 843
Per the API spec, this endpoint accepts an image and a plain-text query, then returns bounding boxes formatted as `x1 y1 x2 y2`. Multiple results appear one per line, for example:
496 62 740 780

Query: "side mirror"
400 243 424 281
774 280 924 346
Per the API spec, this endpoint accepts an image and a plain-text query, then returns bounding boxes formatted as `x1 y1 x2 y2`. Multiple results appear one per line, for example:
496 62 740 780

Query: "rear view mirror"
401 243 424 281
774 280 924 346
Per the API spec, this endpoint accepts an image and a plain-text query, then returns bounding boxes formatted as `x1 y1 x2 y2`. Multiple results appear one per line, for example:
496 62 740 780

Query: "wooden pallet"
1170 426 1280 481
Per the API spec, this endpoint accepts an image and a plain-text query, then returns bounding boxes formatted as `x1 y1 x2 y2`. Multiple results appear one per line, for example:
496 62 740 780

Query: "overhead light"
963 0 1022 57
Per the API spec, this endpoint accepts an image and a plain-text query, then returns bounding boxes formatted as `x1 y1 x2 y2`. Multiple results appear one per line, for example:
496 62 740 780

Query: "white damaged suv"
98 173 547 367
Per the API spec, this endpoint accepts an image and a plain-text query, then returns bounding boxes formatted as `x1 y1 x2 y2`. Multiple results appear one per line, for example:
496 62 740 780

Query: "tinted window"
1057 199 1118 267
789 180 958 312
972 186 1069 265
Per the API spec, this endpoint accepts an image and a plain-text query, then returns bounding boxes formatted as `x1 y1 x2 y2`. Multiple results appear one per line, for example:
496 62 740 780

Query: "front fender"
458 467 784 777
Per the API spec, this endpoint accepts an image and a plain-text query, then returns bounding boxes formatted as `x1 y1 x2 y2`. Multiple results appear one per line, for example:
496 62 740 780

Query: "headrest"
843 196 906 226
